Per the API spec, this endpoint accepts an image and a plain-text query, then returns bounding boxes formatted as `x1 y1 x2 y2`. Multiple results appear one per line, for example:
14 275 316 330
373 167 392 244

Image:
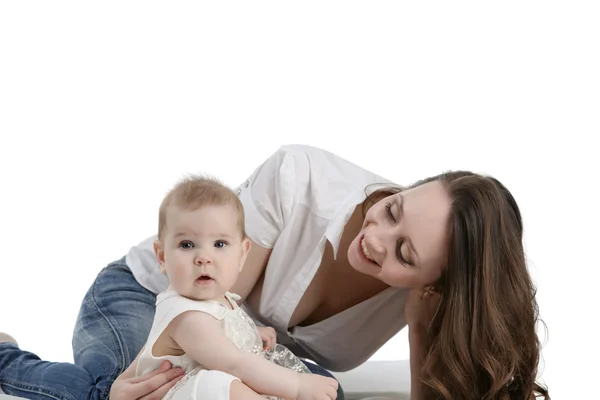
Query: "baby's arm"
169 310 301 399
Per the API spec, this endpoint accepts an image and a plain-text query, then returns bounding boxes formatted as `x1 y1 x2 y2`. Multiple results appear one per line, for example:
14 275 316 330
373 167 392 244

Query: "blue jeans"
0 258 344 400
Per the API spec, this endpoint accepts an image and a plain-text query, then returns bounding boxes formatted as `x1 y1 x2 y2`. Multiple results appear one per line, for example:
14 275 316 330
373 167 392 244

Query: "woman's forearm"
409 326 426 400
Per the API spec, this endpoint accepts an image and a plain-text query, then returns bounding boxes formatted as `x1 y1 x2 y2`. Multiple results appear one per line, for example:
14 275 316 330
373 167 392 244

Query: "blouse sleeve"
235 146 300 249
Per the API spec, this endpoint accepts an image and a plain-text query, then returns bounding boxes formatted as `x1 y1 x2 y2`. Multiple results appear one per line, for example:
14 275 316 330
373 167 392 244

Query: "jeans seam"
89 266 128 400
1 380 72 400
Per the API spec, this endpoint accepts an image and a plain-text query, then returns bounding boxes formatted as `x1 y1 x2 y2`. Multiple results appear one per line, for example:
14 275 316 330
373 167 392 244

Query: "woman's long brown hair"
364 172 550 399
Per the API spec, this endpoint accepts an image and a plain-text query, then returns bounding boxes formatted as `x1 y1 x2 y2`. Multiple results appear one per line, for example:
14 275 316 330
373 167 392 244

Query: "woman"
0 144 549 399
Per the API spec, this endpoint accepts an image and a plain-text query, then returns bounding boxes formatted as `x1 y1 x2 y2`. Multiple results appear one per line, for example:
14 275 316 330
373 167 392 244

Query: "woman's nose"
365 236 386 262
371 239 386 257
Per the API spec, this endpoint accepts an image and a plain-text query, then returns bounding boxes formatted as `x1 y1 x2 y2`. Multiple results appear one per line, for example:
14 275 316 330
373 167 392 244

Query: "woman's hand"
404 286 441 330
405 287 440 400
109 360 184 400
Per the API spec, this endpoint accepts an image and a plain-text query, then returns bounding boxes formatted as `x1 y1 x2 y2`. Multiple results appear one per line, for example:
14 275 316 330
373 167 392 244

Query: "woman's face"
348 181 452 289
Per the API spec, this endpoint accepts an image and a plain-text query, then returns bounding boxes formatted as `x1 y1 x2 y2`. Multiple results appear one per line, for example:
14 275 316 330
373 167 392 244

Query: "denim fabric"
0 259 155 400
0 258 345 399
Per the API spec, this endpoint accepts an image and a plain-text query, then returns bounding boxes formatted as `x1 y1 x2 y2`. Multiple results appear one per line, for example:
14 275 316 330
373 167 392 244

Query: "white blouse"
126 144 409 372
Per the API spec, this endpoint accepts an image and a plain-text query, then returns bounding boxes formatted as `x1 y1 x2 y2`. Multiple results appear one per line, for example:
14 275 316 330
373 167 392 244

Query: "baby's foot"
0 332 18 346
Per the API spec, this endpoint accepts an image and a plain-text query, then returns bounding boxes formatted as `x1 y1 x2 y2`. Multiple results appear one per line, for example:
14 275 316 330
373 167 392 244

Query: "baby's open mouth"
196 274 214 283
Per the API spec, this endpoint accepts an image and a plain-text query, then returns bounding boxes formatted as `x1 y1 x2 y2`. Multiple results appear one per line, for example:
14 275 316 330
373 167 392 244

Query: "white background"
1 1 598 399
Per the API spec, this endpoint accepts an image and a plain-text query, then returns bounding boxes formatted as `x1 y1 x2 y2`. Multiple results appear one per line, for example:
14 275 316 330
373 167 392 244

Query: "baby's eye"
214 240 228 249
179 241 194 249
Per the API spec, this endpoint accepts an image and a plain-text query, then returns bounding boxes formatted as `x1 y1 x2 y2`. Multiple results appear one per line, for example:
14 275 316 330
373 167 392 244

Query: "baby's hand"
257 326 277 351
296 373 338 400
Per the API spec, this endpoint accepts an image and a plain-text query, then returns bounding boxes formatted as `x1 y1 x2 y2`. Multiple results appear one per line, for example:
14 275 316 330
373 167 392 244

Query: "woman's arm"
230 239 271 302
230 147 302 302
405 288 440 400
409 326 426 400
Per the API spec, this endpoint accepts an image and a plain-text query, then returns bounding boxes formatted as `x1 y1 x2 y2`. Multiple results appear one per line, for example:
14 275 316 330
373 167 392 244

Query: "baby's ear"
153 240 166 272
239 238 251 271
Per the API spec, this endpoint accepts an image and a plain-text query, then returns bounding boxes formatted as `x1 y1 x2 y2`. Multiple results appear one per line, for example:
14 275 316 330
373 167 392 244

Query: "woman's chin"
347 248 366 273
348 254 378 277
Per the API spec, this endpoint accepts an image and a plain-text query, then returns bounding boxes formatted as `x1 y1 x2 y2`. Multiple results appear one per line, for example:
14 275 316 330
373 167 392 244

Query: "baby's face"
156 203 249 301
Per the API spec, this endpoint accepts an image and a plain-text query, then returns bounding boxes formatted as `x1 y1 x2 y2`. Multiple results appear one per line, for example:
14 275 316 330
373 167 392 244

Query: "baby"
133 175 339 400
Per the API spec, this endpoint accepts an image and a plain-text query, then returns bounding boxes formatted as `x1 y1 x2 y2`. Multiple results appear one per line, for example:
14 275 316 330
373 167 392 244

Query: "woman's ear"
153 240 166 272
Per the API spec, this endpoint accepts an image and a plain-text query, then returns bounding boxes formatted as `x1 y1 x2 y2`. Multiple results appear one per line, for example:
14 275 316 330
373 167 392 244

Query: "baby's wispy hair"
158 174 245 239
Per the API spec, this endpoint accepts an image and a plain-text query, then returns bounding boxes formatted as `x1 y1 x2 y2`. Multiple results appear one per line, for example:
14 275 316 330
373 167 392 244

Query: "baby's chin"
178 289 227 303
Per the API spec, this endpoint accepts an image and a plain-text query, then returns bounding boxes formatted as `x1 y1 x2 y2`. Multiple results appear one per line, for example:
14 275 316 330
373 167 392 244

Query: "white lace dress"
136 290 310 400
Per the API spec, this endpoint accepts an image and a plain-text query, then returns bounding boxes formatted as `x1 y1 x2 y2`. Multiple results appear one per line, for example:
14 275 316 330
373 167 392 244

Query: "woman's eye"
396 241 413 266
179 241 194 249
214 240 228 249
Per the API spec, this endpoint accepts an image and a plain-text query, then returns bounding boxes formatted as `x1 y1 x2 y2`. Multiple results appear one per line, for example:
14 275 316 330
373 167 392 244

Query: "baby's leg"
177 369 264 400
229 380 265 400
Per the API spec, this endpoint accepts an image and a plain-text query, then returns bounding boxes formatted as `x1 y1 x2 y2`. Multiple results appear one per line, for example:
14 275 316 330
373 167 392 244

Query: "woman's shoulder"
271 144 392 188
277 144 393 205
275 144 370 170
